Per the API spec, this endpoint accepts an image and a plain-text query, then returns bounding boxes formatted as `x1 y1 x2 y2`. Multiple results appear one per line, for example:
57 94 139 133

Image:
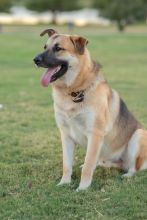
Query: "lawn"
0 25 147 220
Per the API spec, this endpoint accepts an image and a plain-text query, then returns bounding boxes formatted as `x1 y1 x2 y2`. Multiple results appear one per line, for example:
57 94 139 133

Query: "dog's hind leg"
122 129 142 177
97 159 123 168
80 160 121 169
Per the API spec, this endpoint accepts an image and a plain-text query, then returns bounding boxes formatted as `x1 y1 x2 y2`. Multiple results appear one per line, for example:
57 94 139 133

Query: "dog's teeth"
54 66 61 74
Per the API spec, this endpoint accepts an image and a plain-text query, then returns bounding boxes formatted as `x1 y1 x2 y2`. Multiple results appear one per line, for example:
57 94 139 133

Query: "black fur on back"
118 98 140 129
115 98 142 146
119 99 130 126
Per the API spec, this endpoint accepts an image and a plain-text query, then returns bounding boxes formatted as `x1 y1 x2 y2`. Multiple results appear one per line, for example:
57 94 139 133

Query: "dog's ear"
70 36 88 55
40 29 57 37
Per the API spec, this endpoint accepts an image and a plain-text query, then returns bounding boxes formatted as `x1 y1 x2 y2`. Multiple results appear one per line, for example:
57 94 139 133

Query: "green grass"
0 25 147 220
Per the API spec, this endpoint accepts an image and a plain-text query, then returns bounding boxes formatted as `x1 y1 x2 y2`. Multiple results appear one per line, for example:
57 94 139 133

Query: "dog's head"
33 29 88 87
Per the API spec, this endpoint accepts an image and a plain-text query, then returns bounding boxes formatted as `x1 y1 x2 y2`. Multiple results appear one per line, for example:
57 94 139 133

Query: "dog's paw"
76 185 89 192
57 177 71 186
79 164 84 169
76 179 91 191
76 187 80 192
122 172 134 178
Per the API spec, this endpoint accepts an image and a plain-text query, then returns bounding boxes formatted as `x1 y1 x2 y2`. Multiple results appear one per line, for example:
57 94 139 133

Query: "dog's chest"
69 112 90 146
55 103 94 147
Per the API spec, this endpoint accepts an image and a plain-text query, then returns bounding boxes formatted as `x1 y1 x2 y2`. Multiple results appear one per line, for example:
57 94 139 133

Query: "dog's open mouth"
40 64 68 87
41 65 61 87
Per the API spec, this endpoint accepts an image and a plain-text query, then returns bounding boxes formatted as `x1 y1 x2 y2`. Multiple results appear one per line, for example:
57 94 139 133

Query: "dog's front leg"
77 130 104 191
57 131 75 186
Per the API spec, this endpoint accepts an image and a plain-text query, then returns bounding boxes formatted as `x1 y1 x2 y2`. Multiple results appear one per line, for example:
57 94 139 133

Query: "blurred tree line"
0 0 147 31
0 0 12 12
93 0 147 31
26 0 80 24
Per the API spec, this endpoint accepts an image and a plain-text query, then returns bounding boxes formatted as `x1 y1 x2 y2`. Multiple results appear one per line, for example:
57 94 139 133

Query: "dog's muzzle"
33 51 68 86
33 55 43 67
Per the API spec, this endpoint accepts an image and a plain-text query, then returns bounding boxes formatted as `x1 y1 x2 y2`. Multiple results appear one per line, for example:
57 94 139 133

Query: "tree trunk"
0 24 2 33
52 10 57 25
117 20 126 31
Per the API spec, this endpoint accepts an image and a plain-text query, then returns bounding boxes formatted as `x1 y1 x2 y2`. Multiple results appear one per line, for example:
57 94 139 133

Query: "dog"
34 29 147 191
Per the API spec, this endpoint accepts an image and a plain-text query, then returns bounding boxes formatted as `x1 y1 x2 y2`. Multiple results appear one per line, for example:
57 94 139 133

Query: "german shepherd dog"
34 29 147 191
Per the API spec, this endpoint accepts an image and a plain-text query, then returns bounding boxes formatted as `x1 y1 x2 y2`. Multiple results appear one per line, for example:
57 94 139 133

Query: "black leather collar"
70 90 84 103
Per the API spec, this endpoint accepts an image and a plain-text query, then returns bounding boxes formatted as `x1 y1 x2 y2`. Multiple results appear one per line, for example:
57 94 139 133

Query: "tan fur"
39 30 147 190
136 130 147 170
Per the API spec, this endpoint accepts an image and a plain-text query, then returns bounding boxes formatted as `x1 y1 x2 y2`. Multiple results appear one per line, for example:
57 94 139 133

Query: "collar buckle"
71 90 84 103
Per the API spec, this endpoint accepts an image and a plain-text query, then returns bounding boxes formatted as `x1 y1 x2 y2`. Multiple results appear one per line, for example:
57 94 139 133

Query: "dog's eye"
54 44 63 52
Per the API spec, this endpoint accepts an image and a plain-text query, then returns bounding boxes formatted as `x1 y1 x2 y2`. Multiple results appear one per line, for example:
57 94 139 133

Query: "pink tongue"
40 66 61 87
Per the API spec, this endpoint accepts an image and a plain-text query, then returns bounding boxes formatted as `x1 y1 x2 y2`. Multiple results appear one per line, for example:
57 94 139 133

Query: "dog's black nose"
33 56 43 66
